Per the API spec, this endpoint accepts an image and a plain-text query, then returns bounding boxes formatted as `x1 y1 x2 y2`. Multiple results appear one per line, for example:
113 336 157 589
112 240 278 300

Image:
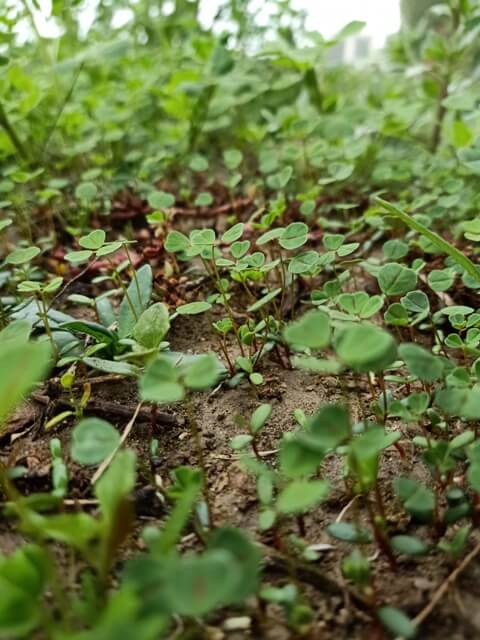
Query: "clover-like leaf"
279 222 308 250
79 229 106 250
139 356 184 404
378 263 417 296
283 310 331 350
335 324 397 372
6 246 41 265
70 418 120 465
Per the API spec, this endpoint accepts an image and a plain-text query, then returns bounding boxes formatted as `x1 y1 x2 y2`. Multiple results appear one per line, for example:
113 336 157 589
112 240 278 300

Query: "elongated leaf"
374 198 480 284
0 341 51 428
118 265 153 338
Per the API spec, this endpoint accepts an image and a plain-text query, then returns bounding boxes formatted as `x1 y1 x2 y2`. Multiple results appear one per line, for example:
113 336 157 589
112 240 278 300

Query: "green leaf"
61 320 116 346
222 223 244 244
283 310 331 350
384 302 409 326
374 199 480 285
64 249 93 264
250 404 272 433
399 343 443 382
291 356 342 374
401 290 429 317
75 181 97 201
249 372 263 385
288 250 319 274
0 218 12 233
307 404 350 450
391 535 429 556
335 324 397 373
223 149 243 170
194 192 214 207
0 341 51 428
378 263 417 296
83 357 140 376
17 281 41 293
458 145 480 174
79 229 106 250
267 166 293 190
165 230 190 253
383 239 409 260
348 428 399 490
277 480 329 514
31 512 99 550
231 434 253 450
139 356 184 404
70 418 120 465
133 303 170 349
279 433 326 478
95 449 136 525
189 154 209 172
152 467 202 555
341 549 371 586
230 240 250 258
0 320 32 344
378 606 417 639
0 544 49 638
248 288 281 313
257 228 284 245
319 162 354 184
323 233 345 251
393 477 435 522
162 550 241 616
327 522 372 543
428 269 455 292
176 301 212 315
118 264 152 338
148 190 175 209
182 353 221 390
279 222 308 250
208 527 261 600
5 246 41 265
190 229 216 251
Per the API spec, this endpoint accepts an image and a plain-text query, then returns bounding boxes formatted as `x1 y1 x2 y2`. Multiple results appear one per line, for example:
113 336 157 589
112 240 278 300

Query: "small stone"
223 616 251 631
413 577 435 591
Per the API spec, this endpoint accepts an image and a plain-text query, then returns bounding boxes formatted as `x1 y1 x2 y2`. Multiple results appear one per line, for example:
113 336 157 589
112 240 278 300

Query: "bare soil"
2 209 480 639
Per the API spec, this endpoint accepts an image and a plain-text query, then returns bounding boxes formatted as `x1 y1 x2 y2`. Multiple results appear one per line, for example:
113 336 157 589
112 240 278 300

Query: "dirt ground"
2 300 480 640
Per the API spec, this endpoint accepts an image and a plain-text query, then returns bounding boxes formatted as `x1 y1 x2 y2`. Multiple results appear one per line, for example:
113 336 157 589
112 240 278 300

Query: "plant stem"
0 102 28 161
37 294 58 358
430 73 449 153
125 246 144 312
217 335 235 375
366 497 396 571
107 258 139 322
209 249 245 356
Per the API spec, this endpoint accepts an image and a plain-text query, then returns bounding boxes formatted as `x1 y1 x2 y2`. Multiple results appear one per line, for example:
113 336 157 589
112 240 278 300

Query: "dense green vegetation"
2 0 480 638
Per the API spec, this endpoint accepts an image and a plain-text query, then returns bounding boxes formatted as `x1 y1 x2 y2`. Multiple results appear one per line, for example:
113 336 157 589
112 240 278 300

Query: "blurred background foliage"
0 0 480 236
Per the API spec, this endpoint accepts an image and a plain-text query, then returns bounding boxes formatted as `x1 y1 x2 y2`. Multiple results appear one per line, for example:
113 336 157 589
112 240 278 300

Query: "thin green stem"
125 246 143 312
209 249 245 356
0 102 28 161
37 294 58 358
107 258 139 322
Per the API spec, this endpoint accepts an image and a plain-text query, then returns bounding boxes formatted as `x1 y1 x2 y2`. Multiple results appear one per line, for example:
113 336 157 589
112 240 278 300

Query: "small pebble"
223 616 251 631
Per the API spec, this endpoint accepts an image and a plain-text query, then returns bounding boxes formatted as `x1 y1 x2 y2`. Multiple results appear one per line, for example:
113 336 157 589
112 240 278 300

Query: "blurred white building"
327 35 374 65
